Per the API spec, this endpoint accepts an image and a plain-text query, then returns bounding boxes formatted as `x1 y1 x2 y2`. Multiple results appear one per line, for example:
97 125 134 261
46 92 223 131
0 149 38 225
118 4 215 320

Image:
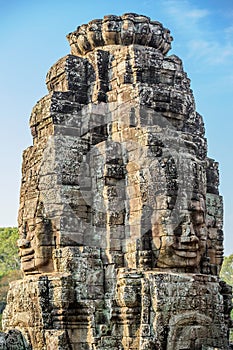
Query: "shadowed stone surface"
1 13 232 350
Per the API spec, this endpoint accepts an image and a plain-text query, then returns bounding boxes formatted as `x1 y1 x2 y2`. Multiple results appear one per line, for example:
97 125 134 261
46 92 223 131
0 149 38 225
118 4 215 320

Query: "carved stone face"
120 18 135 45
153 194 207 269
87 20 104 48
162 28 173 54
122 18 134 33
18 219 54 274
102 16 121 45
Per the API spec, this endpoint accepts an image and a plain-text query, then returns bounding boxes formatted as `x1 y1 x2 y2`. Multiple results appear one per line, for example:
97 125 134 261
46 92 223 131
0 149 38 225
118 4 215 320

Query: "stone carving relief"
67 13 173 56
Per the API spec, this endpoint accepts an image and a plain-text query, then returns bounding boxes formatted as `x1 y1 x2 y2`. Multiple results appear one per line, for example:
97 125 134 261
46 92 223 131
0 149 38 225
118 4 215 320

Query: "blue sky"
0 0 233 255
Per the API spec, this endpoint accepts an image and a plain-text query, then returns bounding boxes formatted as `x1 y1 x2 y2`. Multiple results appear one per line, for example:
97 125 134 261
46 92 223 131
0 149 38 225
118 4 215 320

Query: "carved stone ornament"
67 13 173 56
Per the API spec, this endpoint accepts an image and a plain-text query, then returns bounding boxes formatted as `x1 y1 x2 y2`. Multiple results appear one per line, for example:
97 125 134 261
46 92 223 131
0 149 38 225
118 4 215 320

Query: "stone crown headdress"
67 13 173 56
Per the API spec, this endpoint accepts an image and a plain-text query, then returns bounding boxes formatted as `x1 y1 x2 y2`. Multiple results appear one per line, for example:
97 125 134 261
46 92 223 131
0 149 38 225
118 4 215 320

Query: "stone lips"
67 13 173 56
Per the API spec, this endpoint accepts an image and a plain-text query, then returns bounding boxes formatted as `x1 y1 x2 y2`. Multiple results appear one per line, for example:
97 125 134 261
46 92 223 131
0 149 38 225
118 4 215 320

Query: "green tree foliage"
220 254 233 287
0 227 20 277
220 254 233 343
0 227 21 330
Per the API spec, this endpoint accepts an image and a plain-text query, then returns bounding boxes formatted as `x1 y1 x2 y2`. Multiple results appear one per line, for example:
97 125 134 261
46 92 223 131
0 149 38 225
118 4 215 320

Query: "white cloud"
188 39 233 65
185 9 209 19
164 0 209 26
161 0 233 66
225 25 233 40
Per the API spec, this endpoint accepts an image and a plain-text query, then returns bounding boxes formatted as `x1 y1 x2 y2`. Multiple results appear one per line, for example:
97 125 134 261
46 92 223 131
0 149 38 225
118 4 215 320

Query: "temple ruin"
1 13 232 349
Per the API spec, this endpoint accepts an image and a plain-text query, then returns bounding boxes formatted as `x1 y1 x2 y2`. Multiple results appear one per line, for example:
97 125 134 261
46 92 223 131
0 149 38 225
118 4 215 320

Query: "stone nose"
17 238 30 248
180 222 199 244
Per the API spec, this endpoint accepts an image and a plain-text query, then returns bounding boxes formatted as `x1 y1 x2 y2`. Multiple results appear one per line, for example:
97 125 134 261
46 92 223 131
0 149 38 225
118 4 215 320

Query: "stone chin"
19 247 34 272
157 246 202 269
20 248 53 274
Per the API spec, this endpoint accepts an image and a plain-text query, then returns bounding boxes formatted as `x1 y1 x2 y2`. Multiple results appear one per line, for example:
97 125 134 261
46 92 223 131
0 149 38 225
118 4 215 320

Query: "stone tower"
2 13 232 350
